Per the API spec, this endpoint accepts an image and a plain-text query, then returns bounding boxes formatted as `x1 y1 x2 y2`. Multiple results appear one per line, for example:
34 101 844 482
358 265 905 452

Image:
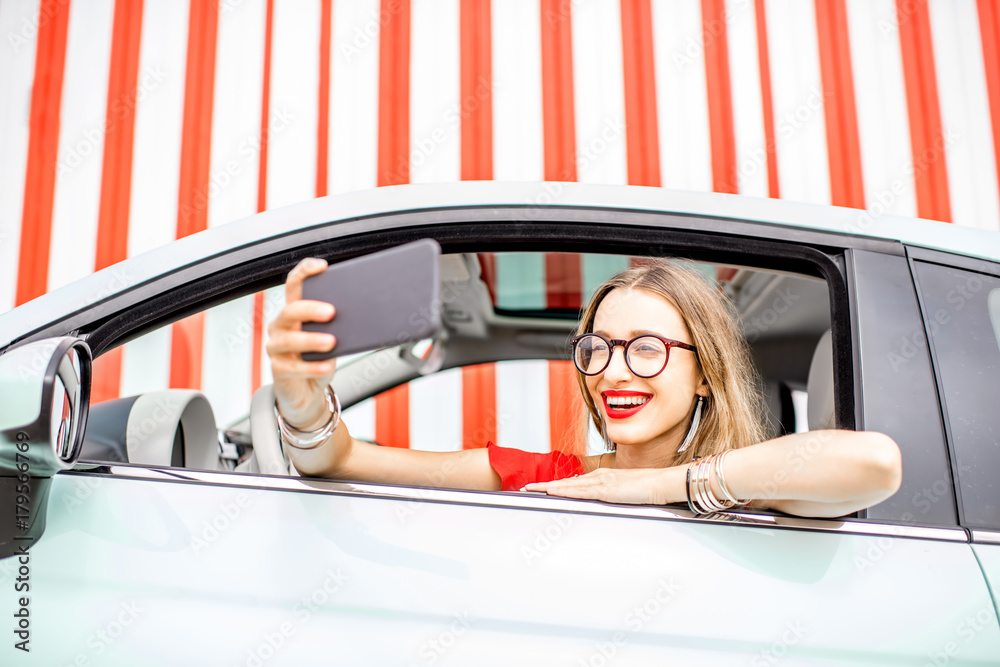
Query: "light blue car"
1 182 999 665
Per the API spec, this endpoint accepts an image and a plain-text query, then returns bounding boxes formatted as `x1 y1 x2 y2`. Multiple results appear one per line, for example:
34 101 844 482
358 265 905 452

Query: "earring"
676 396 704 453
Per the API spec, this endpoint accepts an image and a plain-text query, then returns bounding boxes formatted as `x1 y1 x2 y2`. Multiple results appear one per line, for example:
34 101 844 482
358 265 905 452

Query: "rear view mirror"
0 338 91 558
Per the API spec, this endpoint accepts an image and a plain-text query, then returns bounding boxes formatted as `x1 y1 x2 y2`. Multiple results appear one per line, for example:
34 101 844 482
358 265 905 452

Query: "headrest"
126 390 221 470
806 330 836 430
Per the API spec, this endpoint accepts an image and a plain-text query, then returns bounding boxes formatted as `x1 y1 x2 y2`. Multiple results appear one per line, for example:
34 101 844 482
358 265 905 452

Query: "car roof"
3 181 999 348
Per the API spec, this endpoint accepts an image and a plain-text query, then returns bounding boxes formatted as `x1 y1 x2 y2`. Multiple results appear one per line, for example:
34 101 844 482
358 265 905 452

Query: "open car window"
80 251 832 486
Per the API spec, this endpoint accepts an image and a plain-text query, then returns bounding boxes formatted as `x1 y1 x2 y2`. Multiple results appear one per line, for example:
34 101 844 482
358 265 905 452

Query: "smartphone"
301 239 441 360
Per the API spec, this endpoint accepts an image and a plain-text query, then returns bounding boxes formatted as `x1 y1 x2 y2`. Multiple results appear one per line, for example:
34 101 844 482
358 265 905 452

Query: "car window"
82 251 829 474
913 261 1000 530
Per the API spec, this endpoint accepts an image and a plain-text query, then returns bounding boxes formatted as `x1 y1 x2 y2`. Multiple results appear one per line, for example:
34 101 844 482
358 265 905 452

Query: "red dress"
486 442 584 491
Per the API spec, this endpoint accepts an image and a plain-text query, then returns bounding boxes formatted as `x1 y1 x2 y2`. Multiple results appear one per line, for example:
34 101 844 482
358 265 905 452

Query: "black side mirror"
0 338 91 558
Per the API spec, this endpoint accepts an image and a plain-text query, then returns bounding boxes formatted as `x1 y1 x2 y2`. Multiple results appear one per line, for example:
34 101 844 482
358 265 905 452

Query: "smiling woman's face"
587 287 708 454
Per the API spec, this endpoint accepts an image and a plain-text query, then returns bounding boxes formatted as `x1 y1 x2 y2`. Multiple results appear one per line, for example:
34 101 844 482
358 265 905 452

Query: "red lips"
601 390 653 420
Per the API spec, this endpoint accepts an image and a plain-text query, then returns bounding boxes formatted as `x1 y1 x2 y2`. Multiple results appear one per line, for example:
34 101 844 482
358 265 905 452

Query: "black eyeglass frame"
569 333 698 378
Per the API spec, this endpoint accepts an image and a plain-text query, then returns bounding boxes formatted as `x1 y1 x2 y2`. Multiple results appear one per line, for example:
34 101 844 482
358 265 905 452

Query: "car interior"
79 248 834 512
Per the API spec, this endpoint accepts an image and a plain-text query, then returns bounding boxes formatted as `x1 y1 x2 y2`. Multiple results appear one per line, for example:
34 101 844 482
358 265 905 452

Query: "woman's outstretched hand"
522 466 686 506
267 257 339 431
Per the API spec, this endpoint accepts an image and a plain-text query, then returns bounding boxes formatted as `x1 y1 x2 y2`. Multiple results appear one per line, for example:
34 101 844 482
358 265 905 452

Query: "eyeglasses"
570 333 697 378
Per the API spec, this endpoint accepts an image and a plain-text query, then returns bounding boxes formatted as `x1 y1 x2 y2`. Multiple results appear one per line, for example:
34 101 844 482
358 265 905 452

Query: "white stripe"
496 360 550 453
492 0 543 181
207 0 266 228
727 0 768 197
409 0 460 184
120 326 171 398
128 0 189 258
929 0 999 231
328 0 380 194
121 0 188 400
266 0 320 209
259 285 285 388
764 0 831 206
342 398 376 443
409 367 463 452
202 295 254 427
47 0 114 292
846 0 918 219
651 0 712 192
572 0 626 185
0 0 40 312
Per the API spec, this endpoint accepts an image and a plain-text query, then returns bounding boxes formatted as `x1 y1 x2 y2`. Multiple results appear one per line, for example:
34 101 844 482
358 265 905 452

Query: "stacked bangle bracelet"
274 386 341 450
685 450 752 515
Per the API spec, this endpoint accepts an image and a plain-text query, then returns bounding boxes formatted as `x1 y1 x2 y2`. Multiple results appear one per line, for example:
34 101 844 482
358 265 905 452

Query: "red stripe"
376 0 411 187
459 1 496 449
540 2 583 454
91 0 145 404
376 384 410 448
171 0 219 390
540 0 577 181
548 361 584 456
460 0 493 181
461 364 496 449
896 0 952 222
545 254 582 310
701 0 738 194
316 0 332 196
620 0 660 187
16 0 72 306
250 0 275 396
978 0 1000 217
815 0 864 209
374 0 411 447
754 0 780 199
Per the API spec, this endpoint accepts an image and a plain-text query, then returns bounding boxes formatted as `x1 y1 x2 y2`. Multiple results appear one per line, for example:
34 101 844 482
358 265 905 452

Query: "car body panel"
2 469 997 666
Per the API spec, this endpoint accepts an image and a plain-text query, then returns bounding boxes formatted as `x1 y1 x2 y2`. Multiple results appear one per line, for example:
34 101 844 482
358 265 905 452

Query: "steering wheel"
249 384 294 475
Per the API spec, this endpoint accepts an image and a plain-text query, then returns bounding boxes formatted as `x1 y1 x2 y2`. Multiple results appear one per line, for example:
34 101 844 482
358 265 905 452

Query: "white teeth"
606 396 650 407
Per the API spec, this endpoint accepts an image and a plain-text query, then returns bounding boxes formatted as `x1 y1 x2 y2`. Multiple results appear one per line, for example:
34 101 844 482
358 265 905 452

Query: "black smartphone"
300 239 442 360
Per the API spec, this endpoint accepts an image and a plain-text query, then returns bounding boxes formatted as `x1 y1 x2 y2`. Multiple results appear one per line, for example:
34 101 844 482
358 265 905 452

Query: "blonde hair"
575 260 768 466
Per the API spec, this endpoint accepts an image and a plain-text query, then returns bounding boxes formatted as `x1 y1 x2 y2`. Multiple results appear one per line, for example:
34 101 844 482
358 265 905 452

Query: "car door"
3 201 999 664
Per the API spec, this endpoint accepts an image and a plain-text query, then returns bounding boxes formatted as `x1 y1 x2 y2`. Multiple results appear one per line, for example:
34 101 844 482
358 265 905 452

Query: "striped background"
2 0 999 452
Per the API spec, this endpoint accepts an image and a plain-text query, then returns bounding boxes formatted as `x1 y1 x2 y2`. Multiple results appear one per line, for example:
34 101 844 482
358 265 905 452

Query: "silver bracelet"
691 454 733 514
274 386 341 450
714 450 750 506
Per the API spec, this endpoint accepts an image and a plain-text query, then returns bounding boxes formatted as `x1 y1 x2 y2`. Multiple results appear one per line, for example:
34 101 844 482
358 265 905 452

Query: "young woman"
267 256 902 518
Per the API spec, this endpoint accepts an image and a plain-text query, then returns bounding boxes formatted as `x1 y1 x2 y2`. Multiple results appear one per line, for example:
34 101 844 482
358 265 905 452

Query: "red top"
487 442 585 491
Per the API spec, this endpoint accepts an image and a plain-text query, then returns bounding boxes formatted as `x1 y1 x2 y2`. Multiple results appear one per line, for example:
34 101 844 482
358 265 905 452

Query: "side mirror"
0 337 91 558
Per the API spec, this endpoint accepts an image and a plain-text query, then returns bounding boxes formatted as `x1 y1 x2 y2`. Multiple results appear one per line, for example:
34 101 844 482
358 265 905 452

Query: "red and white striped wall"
2 0 999 450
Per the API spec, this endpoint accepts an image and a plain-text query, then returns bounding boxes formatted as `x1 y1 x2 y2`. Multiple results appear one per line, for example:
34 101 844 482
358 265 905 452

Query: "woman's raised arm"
267 258 501 490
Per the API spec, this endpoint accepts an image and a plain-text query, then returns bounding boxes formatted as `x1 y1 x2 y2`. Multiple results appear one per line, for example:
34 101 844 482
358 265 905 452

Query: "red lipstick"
601 390 653 420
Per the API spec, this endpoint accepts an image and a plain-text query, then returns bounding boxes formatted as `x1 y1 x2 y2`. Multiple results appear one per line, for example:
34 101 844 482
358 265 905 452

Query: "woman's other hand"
267 257 338 431
522 466 686 505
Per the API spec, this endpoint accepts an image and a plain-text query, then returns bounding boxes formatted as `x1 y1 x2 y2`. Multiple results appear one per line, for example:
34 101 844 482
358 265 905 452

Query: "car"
1 181 999 665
